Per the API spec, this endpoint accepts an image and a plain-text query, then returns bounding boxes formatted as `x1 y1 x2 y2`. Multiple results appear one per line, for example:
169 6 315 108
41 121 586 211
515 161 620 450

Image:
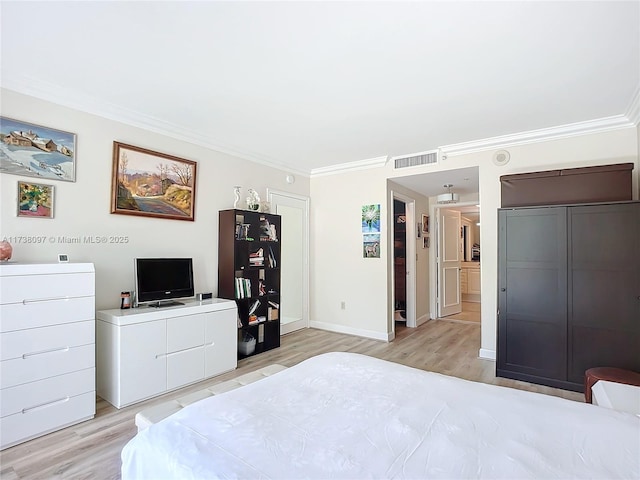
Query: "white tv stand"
96 299 237 408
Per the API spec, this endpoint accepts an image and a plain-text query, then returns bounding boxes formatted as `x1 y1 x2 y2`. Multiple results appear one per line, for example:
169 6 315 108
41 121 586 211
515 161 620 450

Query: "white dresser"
96 299 237 408
0 262 96 450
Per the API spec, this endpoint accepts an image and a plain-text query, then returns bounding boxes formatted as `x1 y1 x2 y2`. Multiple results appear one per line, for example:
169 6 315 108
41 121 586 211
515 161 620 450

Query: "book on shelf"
268 246 277 268
259 218 278 242
248 299 261 316
236 223 251 241
250 315 267 325
235 277 252 299
249 247 264 267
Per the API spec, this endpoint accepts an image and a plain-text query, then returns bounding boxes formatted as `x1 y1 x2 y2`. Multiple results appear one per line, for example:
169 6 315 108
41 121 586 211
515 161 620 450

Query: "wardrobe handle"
500 288 506 292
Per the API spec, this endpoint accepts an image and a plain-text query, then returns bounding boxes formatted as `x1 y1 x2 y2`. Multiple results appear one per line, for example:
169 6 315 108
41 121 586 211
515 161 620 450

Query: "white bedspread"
121 352 640 479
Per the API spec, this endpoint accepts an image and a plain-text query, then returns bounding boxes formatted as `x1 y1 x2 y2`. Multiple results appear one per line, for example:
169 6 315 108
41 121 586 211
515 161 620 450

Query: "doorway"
266 189 310 334
435 204 481 323
391 191 416 333
393 199 407 324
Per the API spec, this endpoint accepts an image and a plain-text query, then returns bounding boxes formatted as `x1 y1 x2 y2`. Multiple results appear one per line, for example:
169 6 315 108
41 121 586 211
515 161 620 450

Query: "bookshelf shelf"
218 209 281 359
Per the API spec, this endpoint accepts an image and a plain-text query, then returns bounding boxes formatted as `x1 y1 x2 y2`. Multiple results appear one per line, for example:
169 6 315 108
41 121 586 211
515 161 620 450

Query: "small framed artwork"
17 181 54 219
0 116 77 182
362 204 381 233
111 142 197 221
422 214 429 234
363 234 380 258
423 236 430 249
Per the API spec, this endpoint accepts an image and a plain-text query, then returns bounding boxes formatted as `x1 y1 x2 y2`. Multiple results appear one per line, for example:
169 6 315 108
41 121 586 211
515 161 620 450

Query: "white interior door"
267 190 309 334
438 208 462 317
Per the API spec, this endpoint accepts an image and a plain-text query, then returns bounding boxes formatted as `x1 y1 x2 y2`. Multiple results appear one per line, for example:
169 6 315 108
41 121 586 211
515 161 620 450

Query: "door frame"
430 201 479 319
390 190 416 333
266 189 310 334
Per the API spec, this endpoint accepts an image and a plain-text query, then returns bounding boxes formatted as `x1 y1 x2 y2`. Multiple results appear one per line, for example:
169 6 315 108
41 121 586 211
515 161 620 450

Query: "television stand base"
148 301 185 308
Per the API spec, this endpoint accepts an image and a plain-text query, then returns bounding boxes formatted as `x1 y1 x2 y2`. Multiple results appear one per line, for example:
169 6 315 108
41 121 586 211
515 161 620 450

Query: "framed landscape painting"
111 142 197 221
17 181 54 219
0 117 76 182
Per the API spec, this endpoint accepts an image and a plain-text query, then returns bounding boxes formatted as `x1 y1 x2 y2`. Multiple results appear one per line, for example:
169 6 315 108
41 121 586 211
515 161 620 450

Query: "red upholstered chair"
584 367 640 403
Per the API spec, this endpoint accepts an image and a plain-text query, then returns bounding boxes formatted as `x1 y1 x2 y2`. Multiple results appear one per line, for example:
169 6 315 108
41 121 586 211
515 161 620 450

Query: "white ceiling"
1 1 638 200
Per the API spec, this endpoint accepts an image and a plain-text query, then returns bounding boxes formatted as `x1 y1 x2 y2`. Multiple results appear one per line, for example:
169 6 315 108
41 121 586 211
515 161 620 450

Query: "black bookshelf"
218 209 281 358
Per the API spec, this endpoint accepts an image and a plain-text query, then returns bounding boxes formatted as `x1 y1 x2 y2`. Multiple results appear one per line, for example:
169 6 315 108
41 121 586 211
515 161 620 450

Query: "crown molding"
3 71 637 176
625 84 640 126
439 114 635 158
310 155 389 177
0 72 311 177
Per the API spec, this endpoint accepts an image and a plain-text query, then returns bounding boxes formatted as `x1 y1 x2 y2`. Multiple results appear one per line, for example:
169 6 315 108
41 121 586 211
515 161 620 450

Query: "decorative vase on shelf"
233 186 241 209
246 189 260 211
0 240 13 262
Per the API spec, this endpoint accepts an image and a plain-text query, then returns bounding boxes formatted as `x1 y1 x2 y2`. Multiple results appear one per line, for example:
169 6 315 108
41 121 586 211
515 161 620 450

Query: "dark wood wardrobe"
497 201 640 392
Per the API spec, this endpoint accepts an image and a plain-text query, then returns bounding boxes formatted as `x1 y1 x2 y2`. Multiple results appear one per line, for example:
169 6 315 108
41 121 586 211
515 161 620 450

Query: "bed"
121 352 640 479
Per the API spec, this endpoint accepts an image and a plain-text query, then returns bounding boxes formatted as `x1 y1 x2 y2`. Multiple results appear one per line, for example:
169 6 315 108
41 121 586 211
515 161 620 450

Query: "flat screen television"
135 258 194 307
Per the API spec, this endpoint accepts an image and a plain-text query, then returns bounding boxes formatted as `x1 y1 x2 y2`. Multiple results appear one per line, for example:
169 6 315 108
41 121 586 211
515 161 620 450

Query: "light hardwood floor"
0 320 583 479
439 301 481 323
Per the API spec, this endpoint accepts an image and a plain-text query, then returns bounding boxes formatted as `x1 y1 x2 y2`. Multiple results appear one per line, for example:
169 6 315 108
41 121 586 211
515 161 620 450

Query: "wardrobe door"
497 207 568 386
568 203 640 384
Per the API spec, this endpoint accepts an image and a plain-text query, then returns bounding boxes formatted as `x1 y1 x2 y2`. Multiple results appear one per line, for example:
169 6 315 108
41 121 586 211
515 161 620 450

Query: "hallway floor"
440 301 480 323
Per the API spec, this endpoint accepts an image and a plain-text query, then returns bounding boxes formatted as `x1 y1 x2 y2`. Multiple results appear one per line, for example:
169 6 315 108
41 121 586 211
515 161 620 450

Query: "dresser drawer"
1 344 94 389
0 272 95 305
0 391 95 450
1 320 94 361
0 296 94 332
1 368 94 418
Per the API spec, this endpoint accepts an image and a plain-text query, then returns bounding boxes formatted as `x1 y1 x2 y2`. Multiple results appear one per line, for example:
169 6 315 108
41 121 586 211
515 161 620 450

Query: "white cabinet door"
468 268 481 295
120 320 166 406
166 314 205 390
205 309 238 377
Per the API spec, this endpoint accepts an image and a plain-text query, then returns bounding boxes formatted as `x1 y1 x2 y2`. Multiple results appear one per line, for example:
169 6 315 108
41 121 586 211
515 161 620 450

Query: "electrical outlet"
341 301 346 310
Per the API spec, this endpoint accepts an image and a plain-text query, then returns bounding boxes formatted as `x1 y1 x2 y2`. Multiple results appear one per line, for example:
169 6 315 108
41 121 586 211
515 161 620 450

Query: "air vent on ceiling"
394 151 438 169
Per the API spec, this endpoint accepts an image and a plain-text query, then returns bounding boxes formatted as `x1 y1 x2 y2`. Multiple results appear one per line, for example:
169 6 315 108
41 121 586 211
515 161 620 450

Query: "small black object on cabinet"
218 209 281 358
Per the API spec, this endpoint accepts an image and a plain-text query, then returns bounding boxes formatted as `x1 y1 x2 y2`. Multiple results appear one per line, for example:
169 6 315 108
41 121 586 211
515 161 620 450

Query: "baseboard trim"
479 348 496 360
310 320 391 342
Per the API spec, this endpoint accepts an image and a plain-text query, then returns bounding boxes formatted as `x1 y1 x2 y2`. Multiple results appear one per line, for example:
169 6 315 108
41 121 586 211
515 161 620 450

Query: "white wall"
0 89 310 310
309 167 389 340
311 127 639 355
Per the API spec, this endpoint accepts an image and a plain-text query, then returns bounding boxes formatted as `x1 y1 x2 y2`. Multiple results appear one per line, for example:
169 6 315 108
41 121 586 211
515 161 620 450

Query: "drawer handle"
22 346 70 359
22 396 70 414
22 296 70 305
162 344 206 358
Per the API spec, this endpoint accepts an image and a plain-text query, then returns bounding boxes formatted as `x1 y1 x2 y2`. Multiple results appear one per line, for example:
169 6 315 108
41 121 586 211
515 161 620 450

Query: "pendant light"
437 184 460 204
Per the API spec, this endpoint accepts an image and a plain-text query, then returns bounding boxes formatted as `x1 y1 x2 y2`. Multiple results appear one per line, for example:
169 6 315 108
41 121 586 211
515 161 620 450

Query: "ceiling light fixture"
437 184 460 204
